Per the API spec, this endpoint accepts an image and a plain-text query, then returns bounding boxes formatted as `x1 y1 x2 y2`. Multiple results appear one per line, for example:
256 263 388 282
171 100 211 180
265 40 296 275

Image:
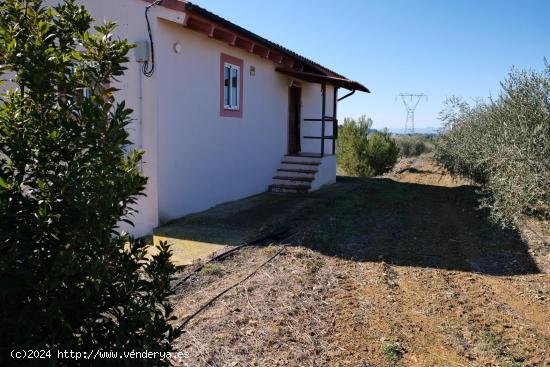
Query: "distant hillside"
386 127 440 135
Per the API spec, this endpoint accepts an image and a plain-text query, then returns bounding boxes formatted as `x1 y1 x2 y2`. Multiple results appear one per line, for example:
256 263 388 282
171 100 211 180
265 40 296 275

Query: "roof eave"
143 0 369 92
275 67 370 93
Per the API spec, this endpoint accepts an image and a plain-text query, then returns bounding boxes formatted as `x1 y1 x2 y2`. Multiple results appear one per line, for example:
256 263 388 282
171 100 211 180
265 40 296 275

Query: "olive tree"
436 63 550 227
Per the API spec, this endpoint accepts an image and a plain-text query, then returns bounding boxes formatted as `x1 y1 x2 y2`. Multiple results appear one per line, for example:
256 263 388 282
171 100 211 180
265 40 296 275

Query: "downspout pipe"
337 89 356 102
136 62 144 172
136 63 143 151
134 0 163 170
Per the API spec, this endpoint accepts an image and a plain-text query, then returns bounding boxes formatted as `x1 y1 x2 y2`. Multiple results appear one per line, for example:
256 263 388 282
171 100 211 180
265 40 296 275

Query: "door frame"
287 84 302 155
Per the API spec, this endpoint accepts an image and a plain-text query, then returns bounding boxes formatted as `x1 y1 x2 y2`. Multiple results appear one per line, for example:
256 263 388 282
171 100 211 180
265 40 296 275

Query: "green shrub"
413 140 427 156
0 1 179 364
395 135 433 157
337 115 399 177
435 63 550 227
398 139 413 157
367 130 400 174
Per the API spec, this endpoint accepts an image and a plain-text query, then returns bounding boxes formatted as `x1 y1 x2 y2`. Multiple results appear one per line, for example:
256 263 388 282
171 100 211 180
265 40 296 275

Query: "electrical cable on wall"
142 0 163 77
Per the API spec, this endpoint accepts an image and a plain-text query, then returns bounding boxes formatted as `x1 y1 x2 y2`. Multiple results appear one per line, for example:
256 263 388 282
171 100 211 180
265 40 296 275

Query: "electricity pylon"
396 93 427 133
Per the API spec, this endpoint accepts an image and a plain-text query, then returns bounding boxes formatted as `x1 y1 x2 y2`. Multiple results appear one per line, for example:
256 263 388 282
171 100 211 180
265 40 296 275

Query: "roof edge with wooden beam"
275 67 370 93
144 0 369 93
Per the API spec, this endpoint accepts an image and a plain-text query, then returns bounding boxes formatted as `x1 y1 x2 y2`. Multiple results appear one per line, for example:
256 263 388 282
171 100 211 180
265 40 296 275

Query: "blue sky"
193 0 549 130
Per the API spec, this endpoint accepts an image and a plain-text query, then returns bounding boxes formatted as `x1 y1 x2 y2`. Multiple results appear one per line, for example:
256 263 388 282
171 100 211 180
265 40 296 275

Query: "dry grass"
169 156 550 367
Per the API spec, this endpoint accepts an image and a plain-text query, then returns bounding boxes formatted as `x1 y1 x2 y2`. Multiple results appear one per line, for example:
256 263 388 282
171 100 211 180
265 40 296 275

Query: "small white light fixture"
173 42 182 54
249 66 256 76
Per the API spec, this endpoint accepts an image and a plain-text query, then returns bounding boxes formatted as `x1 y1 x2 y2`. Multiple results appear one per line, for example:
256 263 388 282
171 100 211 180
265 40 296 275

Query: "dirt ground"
170 155 550 367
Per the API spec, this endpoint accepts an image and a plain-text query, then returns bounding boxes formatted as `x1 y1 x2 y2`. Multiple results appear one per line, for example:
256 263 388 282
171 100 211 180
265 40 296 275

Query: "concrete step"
280 162 321 171
271 178 312 187
281 160 321 166
283 155 323 164
272 177 314 186
274 170 316 179
277 167 318 175
269 183 310 193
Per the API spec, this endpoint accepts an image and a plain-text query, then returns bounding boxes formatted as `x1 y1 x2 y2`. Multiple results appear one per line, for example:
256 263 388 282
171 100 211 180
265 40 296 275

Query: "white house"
61 0 369 237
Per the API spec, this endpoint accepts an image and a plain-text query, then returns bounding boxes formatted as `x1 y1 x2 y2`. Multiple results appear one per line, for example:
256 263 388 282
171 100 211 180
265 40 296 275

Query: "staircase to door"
268 155 322 193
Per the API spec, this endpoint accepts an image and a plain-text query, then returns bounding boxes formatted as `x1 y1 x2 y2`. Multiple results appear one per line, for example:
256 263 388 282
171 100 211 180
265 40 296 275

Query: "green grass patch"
479 330 525 367
200 262 224 276
381 341 403 365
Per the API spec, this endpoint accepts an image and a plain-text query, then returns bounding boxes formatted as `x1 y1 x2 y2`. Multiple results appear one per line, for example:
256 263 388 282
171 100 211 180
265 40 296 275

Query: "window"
223 63 240 110
220 53 243 118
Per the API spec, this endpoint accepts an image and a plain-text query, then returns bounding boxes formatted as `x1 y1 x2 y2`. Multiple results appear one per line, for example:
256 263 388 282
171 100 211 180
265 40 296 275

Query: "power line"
142 0 164 77
396 93 427 133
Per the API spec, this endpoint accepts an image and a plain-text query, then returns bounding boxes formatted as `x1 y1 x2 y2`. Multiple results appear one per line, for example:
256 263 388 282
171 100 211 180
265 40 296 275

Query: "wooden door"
288 86 301 154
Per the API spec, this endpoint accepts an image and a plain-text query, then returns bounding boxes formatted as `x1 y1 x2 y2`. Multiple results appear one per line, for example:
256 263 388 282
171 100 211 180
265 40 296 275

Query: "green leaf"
0 177 10 189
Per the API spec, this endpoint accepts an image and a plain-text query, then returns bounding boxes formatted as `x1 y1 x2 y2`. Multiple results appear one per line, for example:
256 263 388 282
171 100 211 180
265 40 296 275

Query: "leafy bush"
395 134 434 157
0 1 179 364
413 140 427 156
337 115 399 177
398 139 413 157
435 63 550 227
367 130 401 174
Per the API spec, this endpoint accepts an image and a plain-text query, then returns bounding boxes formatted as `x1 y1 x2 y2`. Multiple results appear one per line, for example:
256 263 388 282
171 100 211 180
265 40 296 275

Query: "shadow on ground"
155 174 539 274
153 187 342 264
296 176 540 276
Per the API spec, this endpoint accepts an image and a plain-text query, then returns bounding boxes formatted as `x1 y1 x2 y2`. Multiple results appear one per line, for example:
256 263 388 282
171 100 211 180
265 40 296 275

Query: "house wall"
38 0 339 235
154 20 293 223
83 0 177 237
43 0 187 236
311 155 337 191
